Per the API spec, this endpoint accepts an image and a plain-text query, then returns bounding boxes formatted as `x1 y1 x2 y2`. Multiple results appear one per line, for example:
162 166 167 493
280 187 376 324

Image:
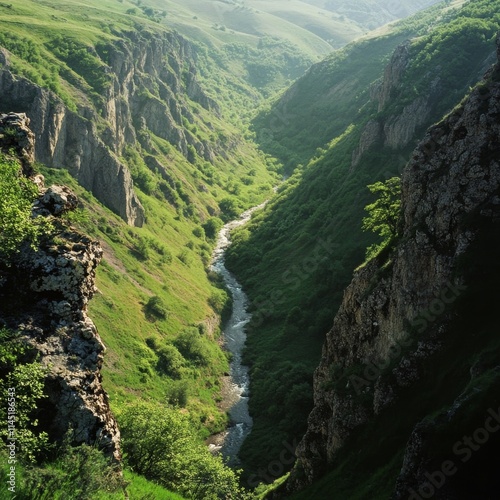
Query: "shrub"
219 197 241 220
134 236 151 260
165 380 189 407
0 156 53 259
192 226 205 239
177 248 192 266
119 402 245 499
0 329 49 463
202 217 223 240
174 328 210 366
157 344 184 379
15 440 124 499
145 295 168 321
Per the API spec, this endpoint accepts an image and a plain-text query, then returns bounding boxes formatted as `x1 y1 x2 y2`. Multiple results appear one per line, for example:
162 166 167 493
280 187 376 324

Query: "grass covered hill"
0 0 278 497
150 0 443 96
0 0 485 498
0 0 283 424
225 0 500 481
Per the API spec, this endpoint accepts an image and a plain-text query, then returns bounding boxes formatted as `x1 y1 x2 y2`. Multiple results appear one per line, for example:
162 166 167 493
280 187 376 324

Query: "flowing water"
208 202 267 465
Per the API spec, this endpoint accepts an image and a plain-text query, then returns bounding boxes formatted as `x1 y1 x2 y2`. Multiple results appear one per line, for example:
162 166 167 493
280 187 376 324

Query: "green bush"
192 226 205 239
156 344 184 379
0 329 49 463
174 328 210 366
0 156 53 259
202 217 223 240
119 402 246 499
9 440 124 499
145 295 169 321
219 197 241 220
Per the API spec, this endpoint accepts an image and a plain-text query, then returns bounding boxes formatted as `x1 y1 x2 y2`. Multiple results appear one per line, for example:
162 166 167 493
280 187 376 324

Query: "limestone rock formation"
0 68 144 227
0 29 222 227
0 111 35 173
288 38 500 495
0 113 121 462
352 37 496 170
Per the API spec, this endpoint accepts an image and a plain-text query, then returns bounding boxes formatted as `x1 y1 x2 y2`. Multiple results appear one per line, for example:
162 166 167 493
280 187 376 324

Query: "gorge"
1 0 500 499
208 203 268 464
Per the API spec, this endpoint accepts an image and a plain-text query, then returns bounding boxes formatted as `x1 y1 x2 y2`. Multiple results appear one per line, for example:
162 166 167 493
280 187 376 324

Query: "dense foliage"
226 0 500 478
0 156 52 259
120 402 248 499
362 177 401 259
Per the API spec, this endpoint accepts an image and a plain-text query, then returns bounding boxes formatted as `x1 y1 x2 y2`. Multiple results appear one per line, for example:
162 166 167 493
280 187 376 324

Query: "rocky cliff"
0 113 120 462
0 29 221 226
288 37 500 496
352 36 497 167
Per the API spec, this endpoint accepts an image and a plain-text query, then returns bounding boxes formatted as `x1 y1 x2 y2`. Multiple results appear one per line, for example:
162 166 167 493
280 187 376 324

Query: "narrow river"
208 202 266 465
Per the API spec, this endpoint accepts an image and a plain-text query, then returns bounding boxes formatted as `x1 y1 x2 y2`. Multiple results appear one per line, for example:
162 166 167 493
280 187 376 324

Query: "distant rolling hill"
156 0 442 58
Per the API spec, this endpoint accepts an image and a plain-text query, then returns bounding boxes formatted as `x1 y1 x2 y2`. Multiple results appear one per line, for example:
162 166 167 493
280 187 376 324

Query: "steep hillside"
155 0 442 96
0 1 279 496
253 0 482 169
286 33 500 499
226 0 500 481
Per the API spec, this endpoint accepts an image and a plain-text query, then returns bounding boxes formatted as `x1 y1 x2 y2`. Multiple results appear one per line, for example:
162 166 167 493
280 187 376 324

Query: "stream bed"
207 202 266 465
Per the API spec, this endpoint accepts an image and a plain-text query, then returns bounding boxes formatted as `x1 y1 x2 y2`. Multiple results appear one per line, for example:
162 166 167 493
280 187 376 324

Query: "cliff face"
0 113 120 461
0 29 220 226
289 38 500 495
352 37 496 168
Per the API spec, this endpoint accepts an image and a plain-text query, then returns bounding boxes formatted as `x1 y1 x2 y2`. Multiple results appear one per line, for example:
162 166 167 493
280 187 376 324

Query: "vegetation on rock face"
362 176 401 259
0 156 52 259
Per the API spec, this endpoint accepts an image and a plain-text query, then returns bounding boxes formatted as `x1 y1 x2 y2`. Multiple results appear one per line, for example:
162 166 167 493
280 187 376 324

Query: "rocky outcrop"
352 36 494 169
0 111 35 172
13 227 121 462
101 31 220 161
288 38 500 493
0 66 145 227
0 113 121 461
351 119 382 168
376 42 410 112
0 28 222 226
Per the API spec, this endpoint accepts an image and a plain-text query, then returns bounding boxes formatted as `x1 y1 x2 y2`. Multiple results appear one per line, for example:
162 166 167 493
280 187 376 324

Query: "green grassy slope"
0 0 275 496
0 0 280 424
226 0 500 483
253 0 473 169
303 0 442 30
148 0 444 96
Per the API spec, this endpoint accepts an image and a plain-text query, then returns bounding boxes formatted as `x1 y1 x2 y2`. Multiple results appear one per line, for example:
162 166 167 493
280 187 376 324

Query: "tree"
119 402 246 499
0 339 49 462
362 177 401 259
202 217 223 240
0 156 52 259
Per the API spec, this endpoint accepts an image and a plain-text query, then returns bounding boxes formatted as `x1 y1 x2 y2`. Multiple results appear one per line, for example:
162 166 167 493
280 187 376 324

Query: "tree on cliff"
362 176 401 258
